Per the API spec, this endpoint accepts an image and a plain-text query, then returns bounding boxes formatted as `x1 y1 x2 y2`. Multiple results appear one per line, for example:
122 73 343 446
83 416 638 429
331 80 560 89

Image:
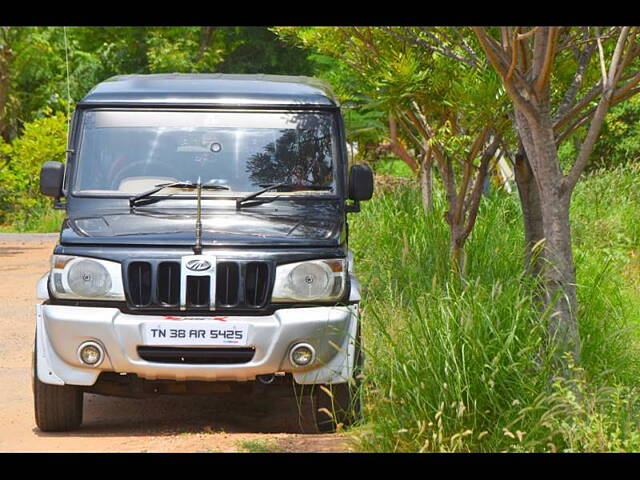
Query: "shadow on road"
33 391 319 438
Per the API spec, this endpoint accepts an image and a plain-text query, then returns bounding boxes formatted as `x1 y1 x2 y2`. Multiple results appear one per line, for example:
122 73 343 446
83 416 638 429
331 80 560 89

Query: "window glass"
73 110 337 195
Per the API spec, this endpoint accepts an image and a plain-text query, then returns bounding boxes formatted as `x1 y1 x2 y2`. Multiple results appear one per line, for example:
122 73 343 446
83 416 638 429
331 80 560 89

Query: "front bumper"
35 304 359 387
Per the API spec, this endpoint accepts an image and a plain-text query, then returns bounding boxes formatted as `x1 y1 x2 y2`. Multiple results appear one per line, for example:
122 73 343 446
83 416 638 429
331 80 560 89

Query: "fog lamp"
78 342 104 366
290 343 315 367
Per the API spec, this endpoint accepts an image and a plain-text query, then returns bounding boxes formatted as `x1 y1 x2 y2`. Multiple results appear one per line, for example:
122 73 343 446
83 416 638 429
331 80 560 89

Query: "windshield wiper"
235 183 332 209
129 181 229 207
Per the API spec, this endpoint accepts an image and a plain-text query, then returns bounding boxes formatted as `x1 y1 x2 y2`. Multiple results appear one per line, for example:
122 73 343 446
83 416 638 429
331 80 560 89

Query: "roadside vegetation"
350 162 640 452
1 27 640 452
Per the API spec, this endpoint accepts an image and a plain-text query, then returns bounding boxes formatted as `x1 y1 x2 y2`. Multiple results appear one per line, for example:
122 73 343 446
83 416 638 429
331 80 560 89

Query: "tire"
33 336 83 432
314 323 364 433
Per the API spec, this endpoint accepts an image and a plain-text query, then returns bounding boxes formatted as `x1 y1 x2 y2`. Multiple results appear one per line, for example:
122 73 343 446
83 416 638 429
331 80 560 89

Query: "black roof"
78 74 340 108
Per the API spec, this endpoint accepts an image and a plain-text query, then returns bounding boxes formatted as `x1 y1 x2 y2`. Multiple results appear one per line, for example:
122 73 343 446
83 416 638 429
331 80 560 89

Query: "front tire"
33 337 83 432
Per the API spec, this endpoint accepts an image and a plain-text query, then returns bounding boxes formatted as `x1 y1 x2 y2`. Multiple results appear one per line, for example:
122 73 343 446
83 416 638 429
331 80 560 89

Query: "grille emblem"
186 259 212 272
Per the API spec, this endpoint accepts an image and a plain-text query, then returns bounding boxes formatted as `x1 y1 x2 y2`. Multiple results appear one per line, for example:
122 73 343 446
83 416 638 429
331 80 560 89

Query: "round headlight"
288 262 332 299
67 259 111 297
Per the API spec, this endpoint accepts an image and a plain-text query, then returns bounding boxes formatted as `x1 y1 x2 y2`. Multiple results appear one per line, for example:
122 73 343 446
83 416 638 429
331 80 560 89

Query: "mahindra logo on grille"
186 259 212 272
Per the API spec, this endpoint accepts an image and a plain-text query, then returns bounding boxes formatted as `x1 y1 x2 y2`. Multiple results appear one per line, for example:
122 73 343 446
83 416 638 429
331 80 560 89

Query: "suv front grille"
124 259 272 311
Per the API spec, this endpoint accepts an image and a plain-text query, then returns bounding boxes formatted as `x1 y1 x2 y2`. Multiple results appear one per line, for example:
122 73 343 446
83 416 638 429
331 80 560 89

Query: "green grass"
237 439 282 453
0 205 64 233
372 157 415 177
349 164 640 452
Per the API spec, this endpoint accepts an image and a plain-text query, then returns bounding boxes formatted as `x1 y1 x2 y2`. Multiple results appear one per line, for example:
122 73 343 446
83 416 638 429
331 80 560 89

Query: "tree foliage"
276 27 511 275
590 95 640 170
0 110 67 223
0 27 315 143
0 26 315 227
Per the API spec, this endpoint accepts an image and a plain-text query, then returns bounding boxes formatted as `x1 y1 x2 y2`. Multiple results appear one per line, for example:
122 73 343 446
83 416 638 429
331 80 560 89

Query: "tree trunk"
0 44 12 142
419 150 433 213
450 226 467 279
515 110 581 368
471 25 637 375
197 27 215 62
512 141 545 277
539 188 579 369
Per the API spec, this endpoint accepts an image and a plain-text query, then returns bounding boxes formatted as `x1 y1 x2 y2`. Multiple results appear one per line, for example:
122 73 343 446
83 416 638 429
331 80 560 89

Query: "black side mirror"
40 161 65 198
348 164 374 202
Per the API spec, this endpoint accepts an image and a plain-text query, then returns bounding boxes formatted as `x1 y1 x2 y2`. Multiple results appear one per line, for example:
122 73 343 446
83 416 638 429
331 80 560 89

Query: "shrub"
0 111 67 228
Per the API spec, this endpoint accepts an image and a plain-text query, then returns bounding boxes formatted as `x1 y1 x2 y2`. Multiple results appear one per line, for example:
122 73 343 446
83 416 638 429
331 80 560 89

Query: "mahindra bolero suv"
33 74 373 433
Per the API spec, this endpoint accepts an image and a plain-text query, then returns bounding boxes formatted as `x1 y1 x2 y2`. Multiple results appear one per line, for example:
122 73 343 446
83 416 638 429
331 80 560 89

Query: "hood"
61 200 344 248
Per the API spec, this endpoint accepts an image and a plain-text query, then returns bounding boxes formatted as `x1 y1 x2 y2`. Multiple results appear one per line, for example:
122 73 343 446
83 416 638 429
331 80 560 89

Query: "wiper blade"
235 183 331 209
129 181 229 207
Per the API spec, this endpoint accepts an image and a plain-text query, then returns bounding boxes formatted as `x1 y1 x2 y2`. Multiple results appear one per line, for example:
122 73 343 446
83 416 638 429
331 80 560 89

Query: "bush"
590 96 640 171
0 111 67 228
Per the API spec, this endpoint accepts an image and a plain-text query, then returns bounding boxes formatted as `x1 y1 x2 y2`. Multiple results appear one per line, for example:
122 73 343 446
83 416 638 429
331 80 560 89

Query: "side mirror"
40 161 65 198
348 163 374 202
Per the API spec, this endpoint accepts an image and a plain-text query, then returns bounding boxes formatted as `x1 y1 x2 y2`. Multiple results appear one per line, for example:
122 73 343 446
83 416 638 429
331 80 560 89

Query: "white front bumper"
35 303 359 387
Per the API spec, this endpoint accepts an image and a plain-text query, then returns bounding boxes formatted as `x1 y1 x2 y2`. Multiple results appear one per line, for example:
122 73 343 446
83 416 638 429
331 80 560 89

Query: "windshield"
72 110 338 197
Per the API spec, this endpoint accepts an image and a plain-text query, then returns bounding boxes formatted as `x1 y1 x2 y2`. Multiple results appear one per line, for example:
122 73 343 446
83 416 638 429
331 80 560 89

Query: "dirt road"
0 235 351 452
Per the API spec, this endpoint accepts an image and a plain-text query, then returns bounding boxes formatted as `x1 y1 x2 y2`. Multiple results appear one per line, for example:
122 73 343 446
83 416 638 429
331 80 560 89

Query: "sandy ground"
0 234 351 452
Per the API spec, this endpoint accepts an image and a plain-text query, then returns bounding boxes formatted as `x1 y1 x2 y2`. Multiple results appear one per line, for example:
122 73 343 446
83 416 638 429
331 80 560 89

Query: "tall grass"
0 204 64 233
349 165 640 452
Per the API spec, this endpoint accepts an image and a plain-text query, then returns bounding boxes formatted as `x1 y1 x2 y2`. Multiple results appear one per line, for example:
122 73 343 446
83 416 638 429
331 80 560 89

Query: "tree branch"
517 27 540 41
397 112 431 155
381 27 479 69
553 81 603 132
460 135 501 243
534 27 559 96
380 113 419 172
506 28 521 82
553 36 596 123
565 27 632 191
473 27 539 121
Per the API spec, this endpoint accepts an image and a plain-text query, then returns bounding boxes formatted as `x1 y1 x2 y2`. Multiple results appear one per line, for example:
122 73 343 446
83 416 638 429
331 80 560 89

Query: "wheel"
314 323 364 433
33 336 83 432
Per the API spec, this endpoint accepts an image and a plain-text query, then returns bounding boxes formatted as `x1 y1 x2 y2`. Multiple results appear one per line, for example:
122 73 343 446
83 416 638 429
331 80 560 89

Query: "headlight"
68 260 111 297
272 259 347 302
49 255 125 301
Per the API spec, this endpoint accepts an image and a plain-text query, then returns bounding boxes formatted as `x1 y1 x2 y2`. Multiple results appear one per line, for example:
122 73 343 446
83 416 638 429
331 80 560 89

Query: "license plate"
142 321 249 346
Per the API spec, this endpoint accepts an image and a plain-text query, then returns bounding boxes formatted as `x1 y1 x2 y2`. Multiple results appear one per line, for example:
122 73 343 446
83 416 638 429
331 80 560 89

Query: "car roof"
78 74 340 108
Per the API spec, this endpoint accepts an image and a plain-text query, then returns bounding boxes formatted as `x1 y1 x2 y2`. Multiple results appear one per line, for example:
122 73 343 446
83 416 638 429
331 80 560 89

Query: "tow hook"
256 374 275 385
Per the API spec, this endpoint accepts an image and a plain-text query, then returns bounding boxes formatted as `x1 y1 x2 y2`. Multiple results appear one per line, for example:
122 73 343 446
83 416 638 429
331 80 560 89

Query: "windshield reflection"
73 110 338 196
